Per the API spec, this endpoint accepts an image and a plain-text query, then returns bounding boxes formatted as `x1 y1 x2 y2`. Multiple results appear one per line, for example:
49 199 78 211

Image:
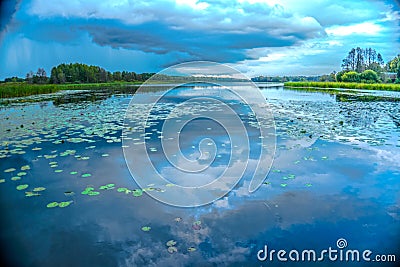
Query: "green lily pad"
81 173 91 178
25 191 40 197
87 191 100 196
280 183 288 187
294 160 301 164
167 246 178 254
133 189 143 197
64 191 75 196
305 183 313 187
33 187 46 192
166 240 177 247
0 179 5 183
11 176 21 181
54 169 63 173
46 202 59 208
101 154 109 157
141 226 151 232
117 187 128 192
17 172 27 176
16 184 29 190
21 165 30 170
70 171 78 175
272 169 281 173
287 174 296 179
59 201 72 208
187 247 196 252
4 168 16 173
321 156 329 160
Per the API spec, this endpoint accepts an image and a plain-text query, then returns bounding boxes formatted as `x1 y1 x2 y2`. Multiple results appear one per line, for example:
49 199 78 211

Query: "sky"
0 0 399 79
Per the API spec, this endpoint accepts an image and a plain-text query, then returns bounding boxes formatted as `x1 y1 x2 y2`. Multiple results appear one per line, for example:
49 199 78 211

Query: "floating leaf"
64 191 75 196
81 173 91 178
54 169 63 173
25 191 40 197
33 187 46 192
4 168 16 173
166 183 175 187
174 217 182 222
272 169 281 173
17 172 27 176
16 184 29 190
263 181 271 185
133 189 143 197
101 154 109 157
70 171 78 175
0 179 5 183
21 165 30 170
294 160 300 164
46 202 58 208
187 247 196 252
11 177 21 181
166 240 177 247
87 191 100 196
141 226 151 232
167 246 178 254
117 187 128 192
321 156 328 160
280 183 288 187
59 201 72 208
305 183 313 187
287 174 296 179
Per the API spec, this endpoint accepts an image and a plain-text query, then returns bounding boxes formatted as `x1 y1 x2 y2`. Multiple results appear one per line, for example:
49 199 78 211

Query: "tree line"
2 63 155 84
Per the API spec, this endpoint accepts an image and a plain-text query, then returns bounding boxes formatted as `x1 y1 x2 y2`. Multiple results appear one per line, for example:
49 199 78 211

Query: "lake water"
0 84 399 266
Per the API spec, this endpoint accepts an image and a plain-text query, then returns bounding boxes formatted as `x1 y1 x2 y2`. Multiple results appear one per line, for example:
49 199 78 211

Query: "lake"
0 83 399 266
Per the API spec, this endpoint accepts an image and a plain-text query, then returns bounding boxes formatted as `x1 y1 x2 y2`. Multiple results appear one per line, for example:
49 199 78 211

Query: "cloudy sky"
0 0 399 79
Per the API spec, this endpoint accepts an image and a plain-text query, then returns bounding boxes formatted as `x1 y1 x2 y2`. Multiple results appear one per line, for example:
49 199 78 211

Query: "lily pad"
59 201 72 208
4 168 16 173
321 156 329 160
117 187 128 192
87 191 100 196
16 184 29 190
46 202 59 208
280 183 288 187
11 177 21 181
141 226 151 232
187 247 196 252
132 189 143 197
21 165 30 170
81 173 91 178
166 240 177 247
64 191 75 196
54 170 63 173
167 246 178 254
0 179 5 183
25 191 40 197
70 171 78 175
17 172 27 176
33 187 46 192
305 183 313 187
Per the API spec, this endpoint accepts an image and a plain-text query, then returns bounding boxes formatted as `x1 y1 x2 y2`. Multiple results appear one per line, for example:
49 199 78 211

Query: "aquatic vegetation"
32 187 46 192
187 247 196 252
141 226 151 232
46 202 59 208
81 173 91 178
16 184 29 190
132 189 143 197
166 240 177 247
192 221 202 230
0 179 5 183
167 246 178 254
4 168 16 173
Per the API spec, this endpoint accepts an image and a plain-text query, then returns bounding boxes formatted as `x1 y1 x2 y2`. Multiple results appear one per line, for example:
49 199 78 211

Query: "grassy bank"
284 81 400 91
0 81 142 98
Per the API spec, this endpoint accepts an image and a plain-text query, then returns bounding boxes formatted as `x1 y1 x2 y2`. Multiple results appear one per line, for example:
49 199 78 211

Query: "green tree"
360 70 379 83
341 71 360 82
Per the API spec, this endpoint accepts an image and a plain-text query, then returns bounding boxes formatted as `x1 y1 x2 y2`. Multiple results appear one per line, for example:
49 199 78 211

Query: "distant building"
383 72 397 82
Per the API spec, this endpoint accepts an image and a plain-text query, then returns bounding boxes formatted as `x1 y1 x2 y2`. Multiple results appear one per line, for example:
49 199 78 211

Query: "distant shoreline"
284 81 400 92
